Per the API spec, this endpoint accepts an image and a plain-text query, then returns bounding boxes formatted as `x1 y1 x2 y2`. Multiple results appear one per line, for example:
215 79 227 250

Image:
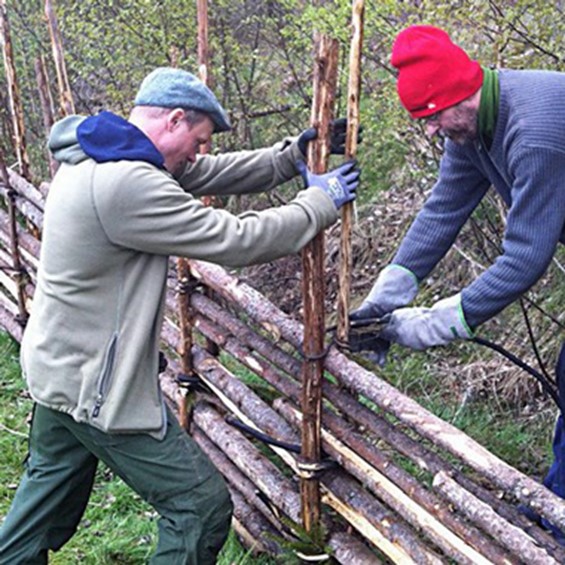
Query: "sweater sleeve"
93 162 337 268
392 142 490 279
461 145 565 327
177 137 303 196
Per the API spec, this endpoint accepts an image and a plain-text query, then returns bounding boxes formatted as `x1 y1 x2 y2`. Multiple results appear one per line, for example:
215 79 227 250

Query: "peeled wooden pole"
300 31 339 534
336 0 364 347
34 55 58 178
45 0 75 116
0 0 31 181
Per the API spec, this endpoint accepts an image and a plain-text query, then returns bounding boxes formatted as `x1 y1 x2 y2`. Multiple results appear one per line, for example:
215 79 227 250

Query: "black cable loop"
473 336 562 413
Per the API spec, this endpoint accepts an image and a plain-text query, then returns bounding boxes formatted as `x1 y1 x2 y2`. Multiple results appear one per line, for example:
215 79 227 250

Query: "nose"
425 123 441 138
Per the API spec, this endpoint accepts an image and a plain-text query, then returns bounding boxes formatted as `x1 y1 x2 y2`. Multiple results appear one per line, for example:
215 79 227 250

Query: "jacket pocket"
92 333 118 418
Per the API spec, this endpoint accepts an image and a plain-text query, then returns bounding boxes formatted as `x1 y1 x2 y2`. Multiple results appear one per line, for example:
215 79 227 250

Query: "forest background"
1 0 565 563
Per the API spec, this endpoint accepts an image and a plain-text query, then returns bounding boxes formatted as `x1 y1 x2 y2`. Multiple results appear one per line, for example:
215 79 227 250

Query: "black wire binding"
225 415 302 454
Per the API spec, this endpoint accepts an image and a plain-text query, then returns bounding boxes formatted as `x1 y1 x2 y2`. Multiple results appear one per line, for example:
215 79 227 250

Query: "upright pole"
45 0 75 117
300 32 339 534
0 0 31 181
0 154 28 327
35 55 58 178
176 0 214 429
336 0 364 347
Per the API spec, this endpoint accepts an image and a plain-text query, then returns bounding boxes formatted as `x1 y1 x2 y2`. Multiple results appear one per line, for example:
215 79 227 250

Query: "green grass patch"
0 332 274 564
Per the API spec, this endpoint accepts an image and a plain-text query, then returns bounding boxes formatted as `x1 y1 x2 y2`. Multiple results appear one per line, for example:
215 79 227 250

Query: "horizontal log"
434 471 555 565
187 297 561 556
275 397 502 565
187 260 565 533
7 167 46 211
0 181 43 230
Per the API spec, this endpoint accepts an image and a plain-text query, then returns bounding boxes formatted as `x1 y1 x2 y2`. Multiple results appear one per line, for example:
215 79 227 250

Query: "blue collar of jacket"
77 111 165 169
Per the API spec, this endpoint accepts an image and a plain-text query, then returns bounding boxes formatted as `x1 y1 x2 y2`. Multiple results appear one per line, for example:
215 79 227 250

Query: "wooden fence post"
300 31 339 534
0 0 32 181
45 0 75 117
336 0 364 347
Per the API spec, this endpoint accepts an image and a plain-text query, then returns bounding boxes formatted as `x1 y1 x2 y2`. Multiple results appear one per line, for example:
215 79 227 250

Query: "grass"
0 332 275 564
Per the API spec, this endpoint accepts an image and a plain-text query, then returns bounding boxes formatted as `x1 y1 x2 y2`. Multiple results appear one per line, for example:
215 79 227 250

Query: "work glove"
295 159 359 210
379 294 474 351
350 265 419 322
297 117 363 157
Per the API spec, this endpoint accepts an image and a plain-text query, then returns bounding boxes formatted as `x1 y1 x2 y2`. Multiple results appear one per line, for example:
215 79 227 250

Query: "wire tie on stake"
295 457 336 480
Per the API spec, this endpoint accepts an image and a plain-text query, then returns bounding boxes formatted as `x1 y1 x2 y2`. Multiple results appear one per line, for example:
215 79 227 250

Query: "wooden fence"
2 166 565 563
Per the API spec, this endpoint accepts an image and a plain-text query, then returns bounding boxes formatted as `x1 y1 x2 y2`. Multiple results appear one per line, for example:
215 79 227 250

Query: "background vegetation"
1 0 565 562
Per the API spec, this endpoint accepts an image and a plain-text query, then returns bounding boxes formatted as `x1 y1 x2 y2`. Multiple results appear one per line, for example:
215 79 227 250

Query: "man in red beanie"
350 25 565 541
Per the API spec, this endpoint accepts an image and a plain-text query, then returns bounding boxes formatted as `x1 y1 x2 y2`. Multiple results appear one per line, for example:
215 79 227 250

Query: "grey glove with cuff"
350 264 419 321
380 293 474 350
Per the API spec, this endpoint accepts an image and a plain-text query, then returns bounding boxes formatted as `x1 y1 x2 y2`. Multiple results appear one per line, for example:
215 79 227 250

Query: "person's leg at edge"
0 404 98 565
540 342 565 544
70 405 233 565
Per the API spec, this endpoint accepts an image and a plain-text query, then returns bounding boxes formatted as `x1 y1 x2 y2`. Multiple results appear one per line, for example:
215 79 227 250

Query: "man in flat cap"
350 26 565 540
0 67 360 564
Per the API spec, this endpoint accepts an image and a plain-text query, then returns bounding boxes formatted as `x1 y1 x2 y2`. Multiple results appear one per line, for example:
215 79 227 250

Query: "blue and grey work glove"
348 265 419 366
295 160 359 209
298 117 363 157
350 265 418 322
380 294 474 351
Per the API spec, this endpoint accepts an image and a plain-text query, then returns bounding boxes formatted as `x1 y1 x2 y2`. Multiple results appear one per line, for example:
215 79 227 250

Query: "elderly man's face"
423 99 479 145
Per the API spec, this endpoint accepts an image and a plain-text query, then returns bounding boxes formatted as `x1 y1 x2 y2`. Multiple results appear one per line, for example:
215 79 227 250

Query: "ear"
166 108 186 132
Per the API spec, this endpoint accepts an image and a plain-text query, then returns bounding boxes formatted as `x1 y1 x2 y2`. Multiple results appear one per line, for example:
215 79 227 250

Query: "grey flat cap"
134 67 231 133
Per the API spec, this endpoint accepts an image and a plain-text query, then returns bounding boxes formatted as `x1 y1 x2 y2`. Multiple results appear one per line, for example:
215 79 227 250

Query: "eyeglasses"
424 112 441 125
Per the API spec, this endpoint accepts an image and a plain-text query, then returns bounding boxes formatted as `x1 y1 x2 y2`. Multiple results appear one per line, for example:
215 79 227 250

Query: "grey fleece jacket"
392 69 565 328
21 116 337 437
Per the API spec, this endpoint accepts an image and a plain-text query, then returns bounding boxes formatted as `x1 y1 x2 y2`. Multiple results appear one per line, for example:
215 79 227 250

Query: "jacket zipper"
92 333 118 418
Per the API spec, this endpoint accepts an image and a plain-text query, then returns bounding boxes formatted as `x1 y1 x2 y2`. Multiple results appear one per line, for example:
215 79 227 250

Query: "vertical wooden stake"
45 0 75 117
300 32 339 534
0 154 28 326
0 0 32 181
176 0 215 429
336 0 364 347
35 55 58 178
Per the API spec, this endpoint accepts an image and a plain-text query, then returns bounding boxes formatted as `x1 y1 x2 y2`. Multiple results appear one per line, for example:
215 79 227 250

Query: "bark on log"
0 290 22 342
45 0 75 116
193 401 303 523
0 0 31 181
276 398 514 565
0 159 29 325
300 32 339 533
193 426 285 556
188 297 565 557
6 169 46 211
434 471 555 565
337 0 364 346
187 260 565 533
321 469 444 564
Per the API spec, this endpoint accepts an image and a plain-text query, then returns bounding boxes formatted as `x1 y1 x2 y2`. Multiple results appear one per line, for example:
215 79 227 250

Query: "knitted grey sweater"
392 69 565 328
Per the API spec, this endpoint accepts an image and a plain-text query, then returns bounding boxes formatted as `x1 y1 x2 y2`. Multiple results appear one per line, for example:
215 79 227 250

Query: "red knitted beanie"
391 25 483 119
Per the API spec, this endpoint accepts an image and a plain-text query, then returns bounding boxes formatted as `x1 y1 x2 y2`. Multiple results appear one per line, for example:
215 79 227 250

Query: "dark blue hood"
76 111 165 169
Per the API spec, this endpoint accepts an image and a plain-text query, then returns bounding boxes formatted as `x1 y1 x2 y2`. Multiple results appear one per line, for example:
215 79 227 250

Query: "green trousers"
0 404 232 564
